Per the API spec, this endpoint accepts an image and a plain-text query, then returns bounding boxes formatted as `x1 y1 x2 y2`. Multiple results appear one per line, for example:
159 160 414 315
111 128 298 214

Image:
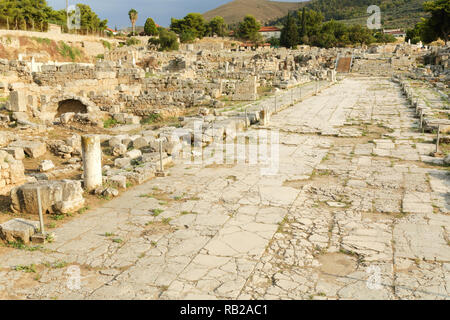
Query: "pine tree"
280 13 299 49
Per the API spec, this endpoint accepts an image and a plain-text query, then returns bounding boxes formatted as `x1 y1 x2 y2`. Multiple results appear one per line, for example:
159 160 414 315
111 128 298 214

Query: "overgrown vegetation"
103 118 118 128
170 13 228 43
140 113 162 124
58 41 81 62
0 1 107 34
271 0 427 29
279 7 397 48
406 0 449 43
126 37 140 46
148 29 179 51
101 40 111 50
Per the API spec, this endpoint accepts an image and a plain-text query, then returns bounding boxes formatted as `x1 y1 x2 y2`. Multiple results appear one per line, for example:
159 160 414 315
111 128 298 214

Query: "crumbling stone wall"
0 59 32 80
0 150 26 195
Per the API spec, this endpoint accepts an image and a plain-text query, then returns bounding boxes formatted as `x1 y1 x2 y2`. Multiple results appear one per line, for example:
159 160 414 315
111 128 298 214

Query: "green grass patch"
58 41 81 62
32 37 52 45
102 40 111 50
141 113 162 125
14 264 37 273
103 118 118 128
150 209 164 217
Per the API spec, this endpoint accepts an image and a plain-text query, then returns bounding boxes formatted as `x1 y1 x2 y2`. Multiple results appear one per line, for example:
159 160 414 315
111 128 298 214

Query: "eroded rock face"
10 180 85 215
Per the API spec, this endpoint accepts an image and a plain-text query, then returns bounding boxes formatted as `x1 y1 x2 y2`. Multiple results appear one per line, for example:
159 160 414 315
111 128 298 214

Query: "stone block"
0 218 39 244
125 149 142 160
9 140 46 158
10 180 85 215
132 137 148 149
112 143 127 156
2 147 25 160
8 91 27 112
114 157 131 168
105 175 127 189
39 160 55 172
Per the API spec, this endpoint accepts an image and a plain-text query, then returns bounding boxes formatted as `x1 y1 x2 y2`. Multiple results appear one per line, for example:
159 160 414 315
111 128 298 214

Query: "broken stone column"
327 70 336 82
81 135 102 191
260 108 270 126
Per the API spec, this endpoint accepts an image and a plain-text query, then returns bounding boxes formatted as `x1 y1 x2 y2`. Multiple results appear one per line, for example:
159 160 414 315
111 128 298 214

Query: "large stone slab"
9 140 46 158
0 218 39 244
10 180 85 215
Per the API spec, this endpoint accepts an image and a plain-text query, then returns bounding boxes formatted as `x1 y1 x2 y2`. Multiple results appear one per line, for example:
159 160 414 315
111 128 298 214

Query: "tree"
280 13 299 48
374 32 397 43
77 4 107 34
268 37 280 47
421 0 449 42
237 15 261 42
298 8 323 43
170 13 206 41
299 7 306 39
0 1 106 33
144 17 158 36
149 28 179 51
347 24 375 45
128 9 138 36
208 16 226 37
406 24 422 44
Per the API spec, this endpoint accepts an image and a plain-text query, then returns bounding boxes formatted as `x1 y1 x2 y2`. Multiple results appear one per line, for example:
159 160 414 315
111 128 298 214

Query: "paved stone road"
1 77 449 300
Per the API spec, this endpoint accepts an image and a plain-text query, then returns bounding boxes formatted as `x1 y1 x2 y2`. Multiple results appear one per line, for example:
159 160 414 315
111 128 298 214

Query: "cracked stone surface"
1 77 449 300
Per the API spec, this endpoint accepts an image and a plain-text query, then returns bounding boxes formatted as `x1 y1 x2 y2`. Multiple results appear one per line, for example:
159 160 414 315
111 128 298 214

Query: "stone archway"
57 99 88 116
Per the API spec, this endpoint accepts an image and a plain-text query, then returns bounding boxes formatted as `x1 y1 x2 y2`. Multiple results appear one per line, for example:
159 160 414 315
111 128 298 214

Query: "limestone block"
8 91 27 112
132 137 148 149
125 149 142 160
60 112 75 124
109 136 123 147
39 160 55 172
9 140 46 158
2 147 25 160
444 154 450 165
10 180 85 215
112 143 127 156
105 175 127 189
12 112 29 122
114 157 131 168
0 218 39 244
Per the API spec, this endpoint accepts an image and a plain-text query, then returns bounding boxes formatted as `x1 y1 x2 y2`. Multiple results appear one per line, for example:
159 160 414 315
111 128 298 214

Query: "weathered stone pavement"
1 77 449 300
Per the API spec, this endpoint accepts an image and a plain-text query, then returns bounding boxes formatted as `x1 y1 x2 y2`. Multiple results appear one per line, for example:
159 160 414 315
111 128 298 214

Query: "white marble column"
81 135 102 191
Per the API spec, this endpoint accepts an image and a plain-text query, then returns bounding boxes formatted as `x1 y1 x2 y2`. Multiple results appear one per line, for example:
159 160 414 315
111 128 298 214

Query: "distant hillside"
270 0 428 29
203 0 307 25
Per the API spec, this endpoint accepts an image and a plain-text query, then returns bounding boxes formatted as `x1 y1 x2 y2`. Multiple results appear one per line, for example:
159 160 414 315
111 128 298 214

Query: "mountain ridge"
203 0 307 25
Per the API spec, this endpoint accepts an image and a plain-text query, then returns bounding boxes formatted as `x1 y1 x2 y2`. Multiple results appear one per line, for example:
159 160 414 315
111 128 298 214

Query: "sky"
47 0 303 29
